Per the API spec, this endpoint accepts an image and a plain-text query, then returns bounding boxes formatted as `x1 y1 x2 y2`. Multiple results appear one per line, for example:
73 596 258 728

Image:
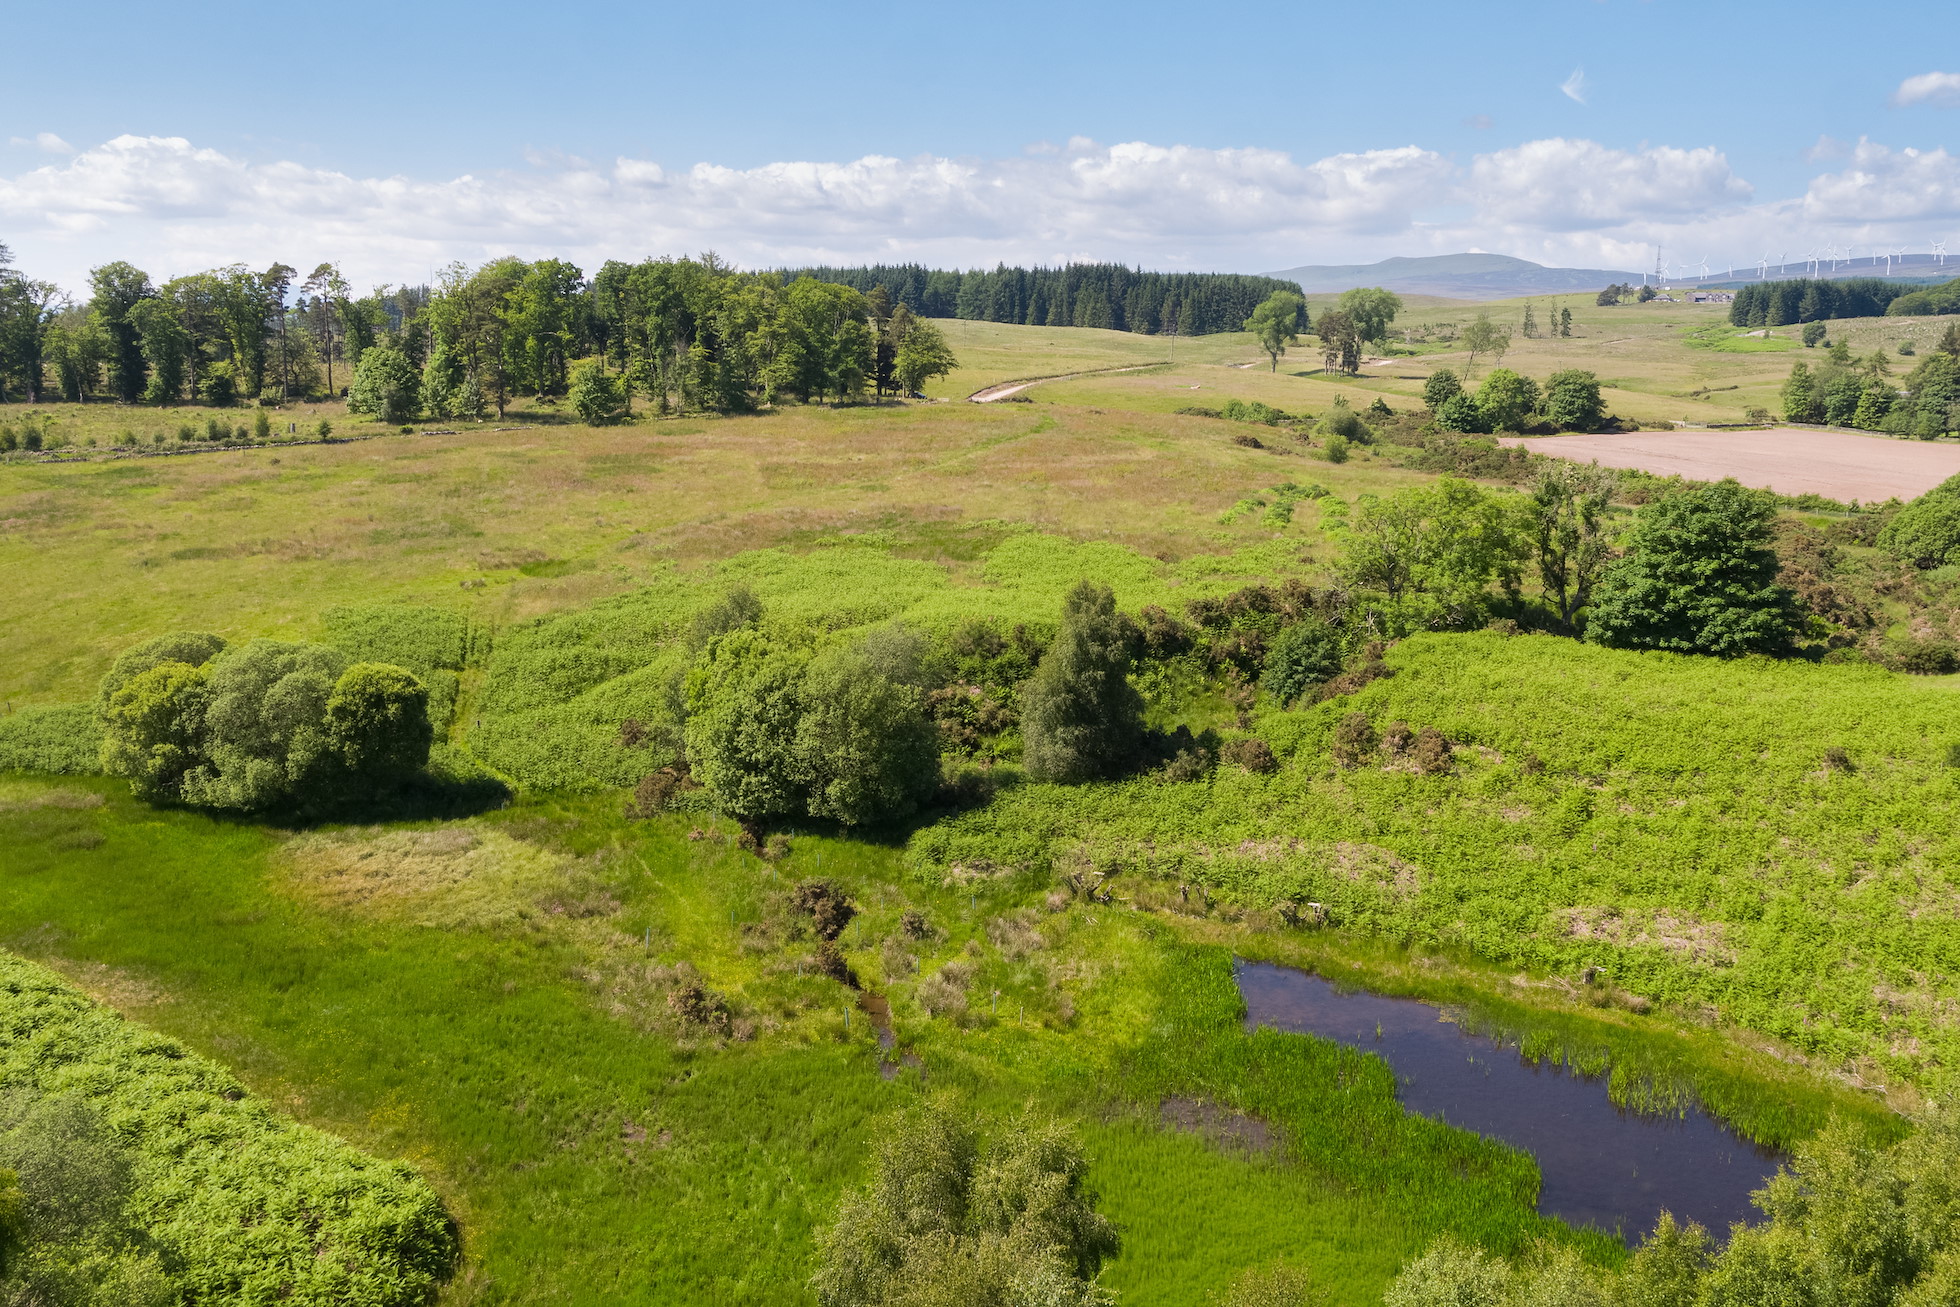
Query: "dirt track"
1498 429 1960 503
967 363 1164 402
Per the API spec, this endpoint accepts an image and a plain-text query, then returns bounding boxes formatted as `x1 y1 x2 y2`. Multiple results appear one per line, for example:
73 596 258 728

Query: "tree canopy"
1586 482 1804 657
1020 582 1143 783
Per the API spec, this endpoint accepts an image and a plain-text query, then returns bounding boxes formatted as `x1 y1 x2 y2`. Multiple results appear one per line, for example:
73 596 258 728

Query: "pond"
1235 961 1784 1241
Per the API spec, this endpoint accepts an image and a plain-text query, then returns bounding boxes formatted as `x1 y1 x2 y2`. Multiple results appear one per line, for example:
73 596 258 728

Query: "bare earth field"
1500 428 1960 503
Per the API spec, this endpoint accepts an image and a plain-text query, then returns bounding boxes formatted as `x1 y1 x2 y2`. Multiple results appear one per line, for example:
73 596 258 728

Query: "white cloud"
0 130 1952 291
1560 68 1588 105
0 134 1453 290
1893 72 1960 108
7 132 73 154
1802 139 1960 222
1465 139 1752 230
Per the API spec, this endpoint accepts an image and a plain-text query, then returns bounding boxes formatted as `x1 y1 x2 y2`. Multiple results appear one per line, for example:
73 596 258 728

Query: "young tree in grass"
892 317 957 396
1021 581 1142 782
1526 463 1616 633
1586 482 1803 656
568 359 629 424
795 643 940 825
1460 313 1510 376
683 629 811 821
1261 616 1345 704
323 663 433 791
348 345 420 423
1315 309 1361 376
1244 290 1306 372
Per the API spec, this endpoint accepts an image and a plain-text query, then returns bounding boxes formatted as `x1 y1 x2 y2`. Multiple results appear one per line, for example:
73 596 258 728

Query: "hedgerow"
0 950 456 1304
910 631 1960 1092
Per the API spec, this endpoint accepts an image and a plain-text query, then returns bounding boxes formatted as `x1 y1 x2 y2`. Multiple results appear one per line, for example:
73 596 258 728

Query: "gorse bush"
95 633 432 811
0 952 455 1305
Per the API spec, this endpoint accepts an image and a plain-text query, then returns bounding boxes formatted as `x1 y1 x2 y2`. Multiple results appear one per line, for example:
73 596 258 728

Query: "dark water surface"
1236 961 1784 1240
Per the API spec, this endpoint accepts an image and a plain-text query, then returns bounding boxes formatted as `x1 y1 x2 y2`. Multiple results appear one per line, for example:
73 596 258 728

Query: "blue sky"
2 0 1957 290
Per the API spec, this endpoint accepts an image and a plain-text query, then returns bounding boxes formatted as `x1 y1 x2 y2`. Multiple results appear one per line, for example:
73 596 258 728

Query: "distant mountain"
1265 253 1643 299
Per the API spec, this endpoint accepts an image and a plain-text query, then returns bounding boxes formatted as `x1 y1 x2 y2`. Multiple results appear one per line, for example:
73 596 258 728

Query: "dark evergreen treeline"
778 263 1305 336
1728 278 1915 328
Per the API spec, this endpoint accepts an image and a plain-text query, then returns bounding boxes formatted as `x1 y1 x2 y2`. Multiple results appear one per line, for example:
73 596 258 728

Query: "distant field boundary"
5 424 543 466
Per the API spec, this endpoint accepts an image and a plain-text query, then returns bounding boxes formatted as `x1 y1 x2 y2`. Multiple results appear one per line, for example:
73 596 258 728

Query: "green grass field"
1 306 1948 1305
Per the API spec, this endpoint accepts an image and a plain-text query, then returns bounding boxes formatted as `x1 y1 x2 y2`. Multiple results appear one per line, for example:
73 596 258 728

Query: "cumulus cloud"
0 134 1455 289
1802 139 1960 222
0 130 1952 291
1893 72 1960 108
1465 138 1752 230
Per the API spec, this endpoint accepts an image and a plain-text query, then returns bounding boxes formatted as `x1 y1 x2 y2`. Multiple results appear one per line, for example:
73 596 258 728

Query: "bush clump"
809 1102 1119 1307
95 633 433 811
1878 473 1960 568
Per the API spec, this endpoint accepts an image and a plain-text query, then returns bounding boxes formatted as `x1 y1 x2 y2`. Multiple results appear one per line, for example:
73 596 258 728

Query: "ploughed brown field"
1498 428 1960 503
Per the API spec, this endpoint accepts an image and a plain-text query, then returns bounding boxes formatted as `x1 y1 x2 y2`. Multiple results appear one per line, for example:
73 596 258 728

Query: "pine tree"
1020 582 1142 783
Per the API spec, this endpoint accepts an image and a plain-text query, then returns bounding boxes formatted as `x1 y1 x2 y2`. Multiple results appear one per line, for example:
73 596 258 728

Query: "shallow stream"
1236 961 1784 1240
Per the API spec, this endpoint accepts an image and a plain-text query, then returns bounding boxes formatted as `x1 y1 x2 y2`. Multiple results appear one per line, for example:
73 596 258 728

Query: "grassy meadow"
2 303 1953 1304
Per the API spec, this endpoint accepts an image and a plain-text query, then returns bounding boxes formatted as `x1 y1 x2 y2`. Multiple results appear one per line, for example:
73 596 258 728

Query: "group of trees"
0 243 413 408
95 631 433 813
784 263 1303 337
1595 282 1657 306
1781 324 1960 437
1338 472 1803 656
1424 367 1604 433
0 245 960 418
1234 285 1405 376
352 259 960 422
1729 277 1918 328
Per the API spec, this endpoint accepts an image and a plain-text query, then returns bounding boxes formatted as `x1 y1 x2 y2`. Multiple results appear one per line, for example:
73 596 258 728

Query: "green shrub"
1261 618 1345 704
348 346 420 424
797 643 940 825
1541 369 1604 431
1432 393 1487 434
1021 582 1143 783
0 706 102 774
1804 322 1828 348
1587 482 1803 656
568 360 629 425
95 635 433 812
1878 474 1960 568
0 951 455 1305
1474 369 1540 434
808 1103 1119 1307
684 629 814 821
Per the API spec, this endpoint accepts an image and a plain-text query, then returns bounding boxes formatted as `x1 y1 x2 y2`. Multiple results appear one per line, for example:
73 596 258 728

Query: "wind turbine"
1758 252 1771 280
1935 239 1950 268
1692 253 1712 281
